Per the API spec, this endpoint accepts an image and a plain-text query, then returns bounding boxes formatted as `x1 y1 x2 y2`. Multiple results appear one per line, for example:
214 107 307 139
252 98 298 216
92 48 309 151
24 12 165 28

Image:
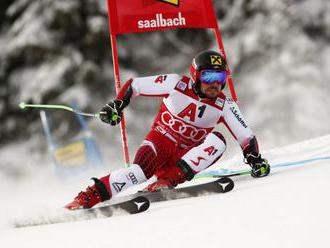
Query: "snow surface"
1 134 329 248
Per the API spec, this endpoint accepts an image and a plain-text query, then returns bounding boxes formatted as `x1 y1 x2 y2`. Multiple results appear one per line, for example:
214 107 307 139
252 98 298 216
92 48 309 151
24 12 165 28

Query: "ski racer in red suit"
65 51 270 210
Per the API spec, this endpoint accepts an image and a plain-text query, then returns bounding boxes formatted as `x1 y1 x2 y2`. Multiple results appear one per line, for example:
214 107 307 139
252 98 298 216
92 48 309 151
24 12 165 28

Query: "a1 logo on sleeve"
154 75 168 83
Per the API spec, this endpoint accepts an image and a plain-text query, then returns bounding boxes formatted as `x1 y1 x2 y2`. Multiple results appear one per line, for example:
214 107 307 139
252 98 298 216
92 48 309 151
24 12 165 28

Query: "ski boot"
144 160 194 192
64 175 112 210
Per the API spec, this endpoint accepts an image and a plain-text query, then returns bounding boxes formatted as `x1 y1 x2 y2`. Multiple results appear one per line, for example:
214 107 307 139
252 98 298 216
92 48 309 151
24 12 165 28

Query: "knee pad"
181 132 226 173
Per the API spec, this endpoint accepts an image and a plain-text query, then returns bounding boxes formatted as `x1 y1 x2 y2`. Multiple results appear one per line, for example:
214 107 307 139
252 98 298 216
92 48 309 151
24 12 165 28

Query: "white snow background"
0 134 330 248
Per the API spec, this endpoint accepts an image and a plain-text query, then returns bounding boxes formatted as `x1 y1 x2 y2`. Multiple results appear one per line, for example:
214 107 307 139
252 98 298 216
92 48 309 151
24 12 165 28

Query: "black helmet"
190 50 227 81
190 50 228 97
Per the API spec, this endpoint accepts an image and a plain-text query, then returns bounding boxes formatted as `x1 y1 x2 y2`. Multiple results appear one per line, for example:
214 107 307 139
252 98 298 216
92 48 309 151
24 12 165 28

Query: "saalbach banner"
106 0 238 165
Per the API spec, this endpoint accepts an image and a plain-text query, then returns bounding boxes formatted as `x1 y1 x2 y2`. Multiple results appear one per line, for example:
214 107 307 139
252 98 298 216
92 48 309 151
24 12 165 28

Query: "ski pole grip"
19 102 27 109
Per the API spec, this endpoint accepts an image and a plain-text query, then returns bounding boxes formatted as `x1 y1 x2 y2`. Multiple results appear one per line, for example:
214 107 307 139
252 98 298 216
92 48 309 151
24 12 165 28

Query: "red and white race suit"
105 74 258 196
128 73 253 148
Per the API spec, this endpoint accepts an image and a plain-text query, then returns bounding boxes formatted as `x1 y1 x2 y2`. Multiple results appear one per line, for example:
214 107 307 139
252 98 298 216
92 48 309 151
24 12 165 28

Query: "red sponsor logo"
161 111 207 142
137 12 186 29
190 156 206 166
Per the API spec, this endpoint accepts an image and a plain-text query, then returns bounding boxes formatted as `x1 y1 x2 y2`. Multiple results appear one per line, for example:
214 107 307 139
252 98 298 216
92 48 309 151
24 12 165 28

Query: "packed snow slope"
1 134 330 248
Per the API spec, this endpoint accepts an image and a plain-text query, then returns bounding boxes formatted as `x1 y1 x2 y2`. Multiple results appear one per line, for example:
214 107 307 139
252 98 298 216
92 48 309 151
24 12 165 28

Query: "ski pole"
214 170 251 178
19 102 100 118
195 170 251 179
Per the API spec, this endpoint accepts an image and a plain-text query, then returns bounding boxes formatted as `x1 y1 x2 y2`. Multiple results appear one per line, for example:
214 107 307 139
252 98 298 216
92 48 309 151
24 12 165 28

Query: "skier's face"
200 82 222 99
198 70 226 98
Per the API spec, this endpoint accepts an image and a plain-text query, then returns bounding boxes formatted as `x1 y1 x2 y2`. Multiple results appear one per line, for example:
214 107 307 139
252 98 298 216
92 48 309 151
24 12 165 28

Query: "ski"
14 178 232 228
83 195 150 216
115 177 234 204
14 196 149 228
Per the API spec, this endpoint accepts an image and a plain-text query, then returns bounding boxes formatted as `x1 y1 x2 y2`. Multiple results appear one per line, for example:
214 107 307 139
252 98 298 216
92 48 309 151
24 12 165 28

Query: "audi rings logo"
161 111 207 142
128 172 138 185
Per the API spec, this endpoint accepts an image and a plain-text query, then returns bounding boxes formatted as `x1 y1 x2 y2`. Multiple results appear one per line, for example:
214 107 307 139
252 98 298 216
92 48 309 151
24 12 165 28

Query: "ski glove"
99 100 124 126
245 152 270 178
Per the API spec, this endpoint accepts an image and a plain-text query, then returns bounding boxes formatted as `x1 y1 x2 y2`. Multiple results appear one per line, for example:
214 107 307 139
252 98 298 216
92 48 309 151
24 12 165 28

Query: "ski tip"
131 196 150 213
216 177 235 193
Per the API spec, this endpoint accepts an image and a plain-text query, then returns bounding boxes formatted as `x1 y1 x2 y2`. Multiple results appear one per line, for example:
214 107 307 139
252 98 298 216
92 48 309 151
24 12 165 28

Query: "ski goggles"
199 70 227 85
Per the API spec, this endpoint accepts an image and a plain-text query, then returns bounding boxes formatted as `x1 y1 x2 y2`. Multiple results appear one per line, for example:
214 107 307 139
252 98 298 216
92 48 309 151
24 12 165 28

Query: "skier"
65 50 270 210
